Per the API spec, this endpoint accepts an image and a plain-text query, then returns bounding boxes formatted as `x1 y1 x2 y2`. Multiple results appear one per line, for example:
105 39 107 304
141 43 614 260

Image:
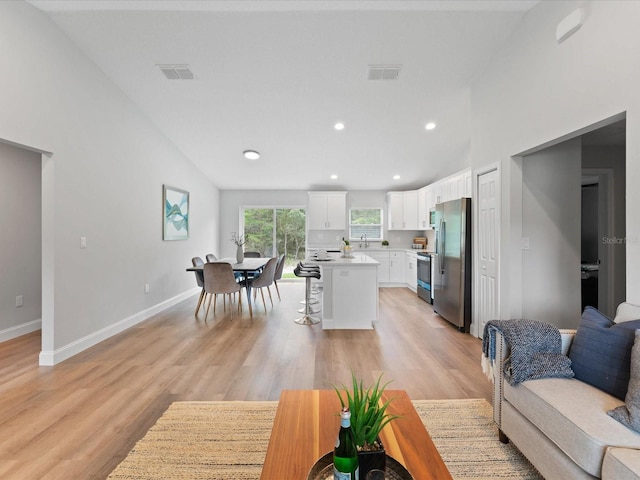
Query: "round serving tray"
307 452 414 480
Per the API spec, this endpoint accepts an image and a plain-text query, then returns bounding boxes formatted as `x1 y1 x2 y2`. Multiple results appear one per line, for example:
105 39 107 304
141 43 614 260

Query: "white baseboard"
0 319 42 343
38 288 199 366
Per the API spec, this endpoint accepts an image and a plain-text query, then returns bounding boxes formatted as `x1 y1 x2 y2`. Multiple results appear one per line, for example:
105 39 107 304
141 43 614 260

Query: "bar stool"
294 265 321 325
297 262 320 305
301 262 322 296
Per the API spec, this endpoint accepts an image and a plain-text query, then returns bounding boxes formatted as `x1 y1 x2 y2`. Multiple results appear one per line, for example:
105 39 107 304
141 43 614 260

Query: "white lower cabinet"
365 251 390 283
356 250 418 288
406 252 417 292
389 251 406 283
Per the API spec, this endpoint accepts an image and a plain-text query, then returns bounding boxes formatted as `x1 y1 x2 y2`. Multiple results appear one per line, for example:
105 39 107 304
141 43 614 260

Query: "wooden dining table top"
260 389 452 480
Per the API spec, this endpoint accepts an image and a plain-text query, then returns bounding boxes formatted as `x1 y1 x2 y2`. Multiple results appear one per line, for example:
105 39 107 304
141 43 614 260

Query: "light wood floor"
0 282 491 480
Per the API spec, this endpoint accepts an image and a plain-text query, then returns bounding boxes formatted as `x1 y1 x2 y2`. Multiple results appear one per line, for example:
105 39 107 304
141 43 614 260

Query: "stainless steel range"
416 252 433 304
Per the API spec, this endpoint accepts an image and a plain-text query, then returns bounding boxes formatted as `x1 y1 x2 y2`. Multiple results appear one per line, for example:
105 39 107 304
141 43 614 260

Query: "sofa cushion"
504 377 640 477
615 302 640 324
609 330 640 433
568 307 640 400
602 448 640 480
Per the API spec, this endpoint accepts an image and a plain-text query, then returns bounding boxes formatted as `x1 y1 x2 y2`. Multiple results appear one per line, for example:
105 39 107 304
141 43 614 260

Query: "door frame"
472 162 501 338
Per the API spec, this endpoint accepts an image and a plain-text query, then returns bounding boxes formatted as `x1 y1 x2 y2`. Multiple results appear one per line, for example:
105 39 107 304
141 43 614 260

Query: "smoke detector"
367 64 402 80
157 64 195 80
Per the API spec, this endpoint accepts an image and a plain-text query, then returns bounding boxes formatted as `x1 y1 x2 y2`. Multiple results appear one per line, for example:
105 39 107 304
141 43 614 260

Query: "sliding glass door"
243 208 306 275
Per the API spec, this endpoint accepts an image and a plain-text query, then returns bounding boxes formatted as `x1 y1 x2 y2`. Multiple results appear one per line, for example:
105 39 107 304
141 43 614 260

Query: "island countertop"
305 252 379 266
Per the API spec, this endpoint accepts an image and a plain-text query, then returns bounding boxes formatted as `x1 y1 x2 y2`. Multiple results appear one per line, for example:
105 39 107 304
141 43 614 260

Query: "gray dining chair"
247 256 278 311
205 253 217 262
244 251 261 258
191 256 206 315
203 262 242 319
273 253 285 300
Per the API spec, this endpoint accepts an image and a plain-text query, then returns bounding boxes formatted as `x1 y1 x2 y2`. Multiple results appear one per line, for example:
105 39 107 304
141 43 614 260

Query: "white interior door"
474 167 500 338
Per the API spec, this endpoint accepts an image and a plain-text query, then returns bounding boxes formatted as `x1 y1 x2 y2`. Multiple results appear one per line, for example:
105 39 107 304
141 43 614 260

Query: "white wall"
0 142 42 340
522 139 582 328
470 0 640 320
0 2 219 363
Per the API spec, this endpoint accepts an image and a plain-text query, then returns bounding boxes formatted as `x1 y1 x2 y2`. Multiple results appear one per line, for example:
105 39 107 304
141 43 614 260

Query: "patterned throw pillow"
568 307 640 400
608 330 640 432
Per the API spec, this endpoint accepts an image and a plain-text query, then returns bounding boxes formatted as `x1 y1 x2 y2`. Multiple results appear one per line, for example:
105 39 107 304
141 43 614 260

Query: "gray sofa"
493 329 640 479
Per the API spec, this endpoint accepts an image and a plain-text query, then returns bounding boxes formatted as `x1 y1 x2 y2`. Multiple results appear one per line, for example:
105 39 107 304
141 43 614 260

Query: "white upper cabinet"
464 168 473 197
387 192 404 230
387 190 418 230
431 167 473 206
403 190 418 230
308 191 347 230
418 186 429 229
432 181 443 205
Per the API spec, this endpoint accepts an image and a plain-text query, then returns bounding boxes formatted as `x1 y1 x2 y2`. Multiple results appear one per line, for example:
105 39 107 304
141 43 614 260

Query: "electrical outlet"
80 236 87 249
16 295 23 307
144 283 150 294
522 237 530 250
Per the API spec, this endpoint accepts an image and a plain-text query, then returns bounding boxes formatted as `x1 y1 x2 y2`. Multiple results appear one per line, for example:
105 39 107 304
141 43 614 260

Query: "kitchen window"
349 208 383 241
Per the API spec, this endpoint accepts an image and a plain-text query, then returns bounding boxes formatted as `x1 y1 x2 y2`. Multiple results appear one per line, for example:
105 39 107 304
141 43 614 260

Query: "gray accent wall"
0 142 42 339
522 139 582 329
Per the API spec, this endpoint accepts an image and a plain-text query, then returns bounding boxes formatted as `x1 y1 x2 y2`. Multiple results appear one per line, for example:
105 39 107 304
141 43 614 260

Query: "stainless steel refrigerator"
433 198 471 332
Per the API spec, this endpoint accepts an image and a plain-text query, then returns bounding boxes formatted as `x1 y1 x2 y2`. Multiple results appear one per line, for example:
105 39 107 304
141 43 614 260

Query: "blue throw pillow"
568 307 640 400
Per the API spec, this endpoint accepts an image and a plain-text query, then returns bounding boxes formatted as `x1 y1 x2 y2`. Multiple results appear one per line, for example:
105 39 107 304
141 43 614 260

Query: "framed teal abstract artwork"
163 185 189 240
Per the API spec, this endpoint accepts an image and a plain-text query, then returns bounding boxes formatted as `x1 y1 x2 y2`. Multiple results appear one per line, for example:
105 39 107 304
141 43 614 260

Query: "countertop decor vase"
236 245 244 263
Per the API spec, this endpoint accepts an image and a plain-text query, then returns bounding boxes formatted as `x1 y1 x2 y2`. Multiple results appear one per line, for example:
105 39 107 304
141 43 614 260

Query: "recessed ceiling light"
330 174 338 180
334 122 345 131
425 122 436 130
393 175 401 180
243 150 260 160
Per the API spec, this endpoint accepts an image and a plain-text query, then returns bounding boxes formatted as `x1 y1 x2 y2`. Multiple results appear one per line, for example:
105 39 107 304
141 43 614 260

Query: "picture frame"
163 185 189 240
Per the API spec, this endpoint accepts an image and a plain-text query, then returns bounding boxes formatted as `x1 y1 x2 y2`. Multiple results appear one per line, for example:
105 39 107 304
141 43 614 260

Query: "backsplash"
307 229 435 250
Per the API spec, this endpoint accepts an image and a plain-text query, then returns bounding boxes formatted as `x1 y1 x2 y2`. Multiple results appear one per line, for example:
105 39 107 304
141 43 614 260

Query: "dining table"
186 257 269 316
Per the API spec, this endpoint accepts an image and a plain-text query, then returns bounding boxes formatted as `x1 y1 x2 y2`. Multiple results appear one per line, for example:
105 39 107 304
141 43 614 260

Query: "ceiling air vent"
367 64 402 81
157 64 195 80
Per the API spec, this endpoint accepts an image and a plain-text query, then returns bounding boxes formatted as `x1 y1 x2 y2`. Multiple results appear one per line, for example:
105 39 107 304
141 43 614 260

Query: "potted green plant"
333 373 400 478
381 240 389 248
342 237 352 257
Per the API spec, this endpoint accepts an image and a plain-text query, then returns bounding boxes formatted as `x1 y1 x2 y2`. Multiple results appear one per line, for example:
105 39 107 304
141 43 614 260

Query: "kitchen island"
306 252 379 329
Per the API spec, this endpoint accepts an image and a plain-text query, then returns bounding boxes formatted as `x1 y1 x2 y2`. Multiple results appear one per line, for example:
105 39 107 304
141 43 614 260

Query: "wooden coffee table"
260 389 452 479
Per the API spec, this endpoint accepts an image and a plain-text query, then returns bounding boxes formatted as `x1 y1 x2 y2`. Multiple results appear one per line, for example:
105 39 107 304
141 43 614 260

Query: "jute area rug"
108 399 542 480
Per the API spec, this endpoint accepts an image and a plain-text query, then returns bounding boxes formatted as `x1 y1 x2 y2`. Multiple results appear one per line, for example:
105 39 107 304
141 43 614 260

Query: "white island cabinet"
307 253 379 329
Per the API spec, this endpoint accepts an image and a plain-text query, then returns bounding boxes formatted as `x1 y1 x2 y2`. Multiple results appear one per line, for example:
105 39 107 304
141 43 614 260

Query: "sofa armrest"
492 329 577 430
560 329 577 356
492 331 509 429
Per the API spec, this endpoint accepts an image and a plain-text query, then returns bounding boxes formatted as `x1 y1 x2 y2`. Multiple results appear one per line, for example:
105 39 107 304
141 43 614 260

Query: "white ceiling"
27 0 538 191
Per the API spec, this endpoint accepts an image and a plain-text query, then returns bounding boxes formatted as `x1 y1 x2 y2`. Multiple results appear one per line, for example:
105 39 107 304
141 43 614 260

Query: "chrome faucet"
360 233 369 248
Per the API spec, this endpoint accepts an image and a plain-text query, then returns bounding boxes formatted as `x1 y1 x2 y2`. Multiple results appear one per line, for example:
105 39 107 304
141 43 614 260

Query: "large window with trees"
243 208 306 276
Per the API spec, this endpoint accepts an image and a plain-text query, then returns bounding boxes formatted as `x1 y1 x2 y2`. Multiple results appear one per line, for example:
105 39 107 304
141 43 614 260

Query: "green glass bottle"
333 407 359 480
